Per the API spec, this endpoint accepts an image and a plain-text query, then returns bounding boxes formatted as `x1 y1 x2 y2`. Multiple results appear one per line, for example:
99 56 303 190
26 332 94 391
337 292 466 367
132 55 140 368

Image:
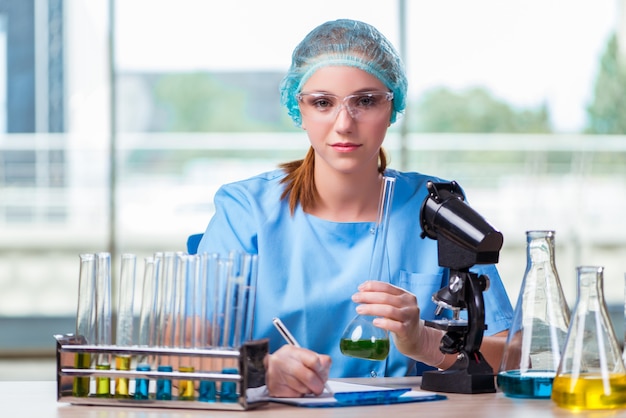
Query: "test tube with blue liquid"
155 252 178 400
220 251 258 402
197 252 220 402
114 253 136 398
134 256 159 400
95 252 112 397
73 253 96 397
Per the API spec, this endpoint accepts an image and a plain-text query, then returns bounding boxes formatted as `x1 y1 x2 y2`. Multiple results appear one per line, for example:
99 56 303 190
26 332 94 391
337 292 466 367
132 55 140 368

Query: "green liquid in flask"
340 338 390 360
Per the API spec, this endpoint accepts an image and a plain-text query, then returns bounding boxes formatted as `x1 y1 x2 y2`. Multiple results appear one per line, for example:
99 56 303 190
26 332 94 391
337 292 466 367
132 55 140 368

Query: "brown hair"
279 147 388 215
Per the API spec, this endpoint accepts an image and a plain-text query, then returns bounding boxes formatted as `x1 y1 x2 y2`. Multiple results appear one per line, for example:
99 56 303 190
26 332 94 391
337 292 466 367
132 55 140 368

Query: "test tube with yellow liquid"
94 252 112 397
551 266 626 410
114 254 136 398
174 254 200 400
73 254 96 397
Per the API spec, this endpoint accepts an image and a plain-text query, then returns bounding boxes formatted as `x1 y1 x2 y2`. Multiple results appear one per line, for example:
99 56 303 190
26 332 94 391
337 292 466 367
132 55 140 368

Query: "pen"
272 317 334 395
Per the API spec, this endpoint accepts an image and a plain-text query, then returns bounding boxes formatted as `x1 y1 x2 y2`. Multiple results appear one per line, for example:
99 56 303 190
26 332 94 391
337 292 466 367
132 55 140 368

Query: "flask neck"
526 231 556 264
575 266 606 308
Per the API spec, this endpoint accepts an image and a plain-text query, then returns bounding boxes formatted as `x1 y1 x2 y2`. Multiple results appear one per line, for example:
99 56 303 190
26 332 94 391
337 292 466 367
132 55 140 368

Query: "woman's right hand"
264 344 332 397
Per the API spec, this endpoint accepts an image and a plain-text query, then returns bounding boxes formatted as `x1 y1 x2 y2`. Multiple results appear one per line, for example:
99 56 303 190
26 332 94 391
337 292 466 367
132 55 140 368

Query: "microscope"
419 180 503 394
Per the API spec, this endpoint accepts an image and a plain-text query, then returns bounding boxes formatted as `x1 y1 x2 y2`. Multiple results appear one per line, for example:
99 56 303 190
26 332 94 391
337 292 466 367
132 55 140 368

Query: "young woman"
197 19 513 397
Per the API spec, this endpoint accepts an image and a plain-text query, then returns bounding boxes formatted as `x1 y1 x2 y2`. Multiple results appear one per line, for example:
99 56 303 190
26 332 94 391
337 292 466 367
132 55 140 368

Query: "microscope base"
420 352 496 394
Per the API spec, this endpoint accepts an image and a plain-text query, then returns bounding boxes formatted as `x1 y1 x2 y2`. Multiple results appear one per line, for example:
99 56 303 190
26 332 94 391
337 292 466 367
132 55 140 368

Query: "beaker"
497 230 570 398
340 176 395 361
551 266 626 410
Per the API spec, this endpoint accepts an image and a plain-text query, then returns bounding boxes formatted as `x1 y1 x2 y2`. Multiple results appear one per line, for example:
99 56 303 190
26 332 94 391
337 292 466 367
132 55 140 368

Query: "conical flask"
497 230 570 398
551 266 626 410
340 176 395 361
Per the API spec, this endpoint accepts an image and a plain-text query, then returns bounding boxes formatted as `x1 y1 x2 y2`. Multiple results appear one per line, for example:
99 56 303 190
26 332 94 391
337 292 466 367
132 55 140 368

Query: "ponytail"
280 147 388 215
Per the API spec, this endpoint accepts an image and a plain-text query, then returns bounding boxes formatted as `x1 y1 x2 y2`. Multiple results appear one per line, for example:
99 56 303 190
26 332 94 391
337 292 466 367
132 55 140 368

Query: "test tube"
134 256 159 400
155 252 177 400
175 254 199 400
369 176 395 282
73 253 96 397
95 252 112 397
224 251 258 347
114 253 136 398
198 252 220 402
242 253 258 343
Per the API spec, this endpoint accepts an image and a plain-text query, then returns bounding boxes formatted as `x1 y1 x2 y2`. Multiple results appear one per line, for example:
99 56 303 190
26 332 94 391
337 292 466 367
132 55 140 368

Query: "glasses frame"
296 91 394 121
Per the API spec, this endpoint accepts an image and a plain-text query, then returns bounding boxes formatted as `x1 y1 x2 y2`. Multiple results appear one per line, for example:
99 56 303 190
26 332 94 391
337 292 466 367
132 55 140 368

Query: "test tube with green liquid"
114 253 136 398
73 253 96 397
134 256 159 400
95 252 112 397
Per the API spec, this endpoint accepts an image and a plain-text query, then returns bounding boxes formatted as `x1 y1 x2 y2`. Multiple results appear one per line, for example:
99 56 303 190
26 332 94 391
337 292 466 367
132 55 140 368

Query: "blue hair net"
280 19 408 127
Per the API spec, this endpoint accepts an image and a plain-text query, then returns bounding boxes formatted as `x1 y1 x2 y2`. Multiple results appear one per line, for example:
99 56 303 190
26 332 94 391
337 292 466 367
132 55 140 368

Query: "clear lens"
296 91 393 121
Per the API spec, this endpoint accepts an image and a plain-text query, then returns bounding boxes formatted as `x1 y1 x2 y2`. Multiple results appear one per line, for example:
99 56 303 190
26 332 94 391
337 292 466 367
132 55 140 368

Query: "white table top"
3 378 620 418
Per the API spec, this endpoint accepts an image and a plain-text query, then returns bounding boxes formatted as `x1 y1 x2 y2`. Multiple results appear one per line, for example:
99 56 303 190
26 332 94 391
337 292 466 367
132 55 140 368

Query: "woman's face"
299 66 392 177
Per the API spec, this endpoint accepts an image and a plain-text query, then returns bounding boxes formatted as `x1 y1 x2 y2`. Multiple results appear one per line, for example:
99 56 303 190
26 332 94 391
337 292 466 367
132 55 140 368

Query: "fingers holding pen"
266 345 331 398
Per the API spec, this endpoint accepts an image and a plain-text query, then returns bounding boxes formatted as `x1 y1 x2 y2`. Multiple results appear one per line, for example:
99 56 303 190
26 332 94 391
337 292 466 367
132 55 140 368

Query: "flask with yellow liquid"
551 266 626 410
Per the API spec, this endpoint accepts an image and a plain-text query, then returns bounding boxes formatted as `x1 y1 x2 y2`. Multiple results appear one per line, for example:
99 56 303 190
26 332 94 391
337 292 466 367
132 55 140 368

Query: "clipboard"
269 380 447 408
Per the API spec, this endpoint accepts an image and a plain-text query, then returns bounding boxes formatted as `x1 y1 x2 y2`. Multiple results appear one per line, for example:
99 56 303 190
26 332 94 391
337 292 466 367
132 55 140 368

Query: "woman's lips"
331 142 361 152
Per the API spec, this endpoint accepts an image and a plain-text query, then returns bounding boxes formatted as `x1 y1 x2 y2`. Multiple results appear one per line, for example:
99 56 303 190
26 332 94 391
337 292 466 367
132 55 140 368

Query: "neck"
309 168 383 222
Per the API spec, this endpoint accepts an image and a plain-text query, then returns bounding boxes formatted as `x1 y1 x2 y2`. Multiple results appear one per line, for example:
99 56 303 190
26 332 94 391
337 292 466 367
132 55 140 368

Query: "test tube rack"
55 334 269 411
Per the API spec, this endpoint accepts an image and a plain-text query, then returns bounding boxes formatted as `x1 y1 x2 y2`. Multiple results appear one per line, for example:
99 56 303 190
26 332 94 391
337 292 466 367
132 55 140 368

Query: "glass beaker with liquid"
497 230 570 398
340 176 395 361
551 266 626 410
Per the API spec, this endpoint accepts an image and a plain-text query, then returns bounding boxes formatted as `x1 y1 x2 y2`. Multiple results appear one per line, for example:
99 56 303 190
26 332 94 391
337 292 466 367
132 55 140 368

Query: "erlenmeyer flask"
552 266 626 410
340 176 395 360
497 230 570 398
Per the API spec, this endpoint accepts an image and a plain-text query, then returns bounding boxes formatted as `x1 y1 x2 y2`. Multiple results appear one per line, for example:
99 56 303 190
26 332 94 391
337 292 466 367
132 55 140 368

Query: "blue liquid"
199 380 217 402
134 364 151 400
156 365 173 400
497 370 555 398
220 368 238 403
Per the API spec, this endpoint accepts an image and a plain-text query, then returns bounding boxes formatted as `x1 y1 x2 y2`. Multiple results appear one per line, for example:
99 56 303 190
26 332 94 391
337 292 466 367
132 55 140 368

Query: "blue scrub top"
197 168 513 377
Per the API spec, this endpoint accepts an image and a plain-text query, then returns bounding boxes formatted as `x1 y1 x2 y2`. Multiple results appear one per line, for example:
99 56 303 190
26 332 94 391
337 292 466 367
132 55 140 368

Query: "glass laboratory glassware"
340 176 395 361
551 266 626 410
155 251 178 400
175 253 198 401
134 256 159 400
94 252 112 397
497 230 571 398
73 253 96 397
198 252 221 402
223 251 259 349
114 253 136 398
